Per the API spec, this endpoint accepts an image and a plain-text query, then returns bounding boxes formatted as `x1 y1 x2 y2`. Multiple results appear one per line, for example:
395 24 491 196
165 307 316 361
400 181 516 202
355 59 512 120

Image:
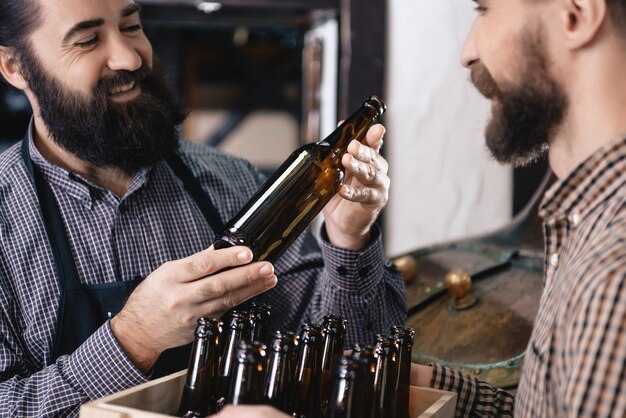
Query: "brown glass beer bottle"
264 331 300 412
213 96 387 262
250 301 272 346
226 341 267 405
293 323 325 417
328 357 356 418
178 318 222 418
217 311 252 405
320 315 347 417
391 326 415 418
372 334 399 418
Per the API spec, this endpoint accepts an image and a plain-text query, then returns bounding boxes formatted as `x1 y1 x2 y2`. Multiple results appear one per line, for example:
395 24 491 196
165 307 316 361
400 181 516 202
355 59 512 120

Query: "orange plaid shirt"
431 135 626 417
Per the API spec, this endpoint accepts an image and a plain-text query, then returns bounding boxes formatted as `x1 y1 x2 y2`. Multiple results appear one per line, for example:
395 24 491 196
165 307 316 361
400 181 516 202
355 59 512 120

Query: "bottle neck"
321 103 380 153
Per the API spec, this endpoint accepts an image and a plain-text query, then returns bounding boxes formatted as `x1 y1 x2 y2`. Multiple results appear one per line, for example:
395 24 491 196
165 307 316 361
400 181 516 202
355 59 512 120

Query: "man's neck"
549 38 626 179
32 118 135 197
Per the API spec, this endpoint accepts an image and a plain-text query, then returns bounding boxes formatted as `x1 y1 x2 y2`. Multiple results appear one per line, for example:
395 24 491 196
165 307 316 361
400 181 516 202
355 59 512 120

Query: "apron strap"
22 136 224 364
165 153 225 232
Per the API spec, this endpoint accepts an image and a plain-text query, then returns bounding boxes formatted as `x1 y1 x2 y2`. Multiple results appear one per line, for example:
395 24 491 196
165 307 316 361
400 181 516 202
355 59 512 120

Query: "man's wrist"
110 315 161 373
324 222 371 250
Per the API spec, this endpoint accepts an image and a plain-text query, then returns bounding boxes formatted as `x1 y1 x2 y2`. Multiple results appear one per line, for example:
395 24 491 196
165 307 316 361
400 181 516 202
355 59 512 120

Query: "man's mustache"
96 66 149 96
470 63 500 100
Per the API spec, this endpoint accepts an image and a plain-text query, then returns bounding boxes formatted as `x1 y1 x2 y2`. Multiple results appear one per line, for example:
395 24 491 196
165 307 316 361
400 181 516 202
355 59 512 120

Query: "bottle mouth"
365 95 387 117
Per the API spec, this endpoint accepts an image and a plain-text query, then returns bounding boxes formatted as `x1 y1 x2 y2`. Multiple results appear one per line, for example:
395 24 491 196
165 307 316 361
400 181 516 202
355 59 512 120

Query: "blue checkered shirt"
431 135 626 417
0 125 406 417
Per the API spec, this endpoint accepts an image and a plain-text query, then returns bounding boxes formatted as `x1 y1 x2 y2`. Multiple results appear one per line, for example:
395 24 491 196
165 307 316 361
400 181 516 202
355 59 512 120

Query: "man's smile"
108 80 140 102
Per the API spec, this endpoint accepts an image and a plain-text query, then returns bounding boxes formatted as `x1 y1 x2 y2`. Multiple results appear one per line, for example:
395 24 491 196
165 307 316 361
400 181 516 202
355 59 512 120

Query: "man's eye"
75 37 98 49
122 24 142 33
474 5 487 13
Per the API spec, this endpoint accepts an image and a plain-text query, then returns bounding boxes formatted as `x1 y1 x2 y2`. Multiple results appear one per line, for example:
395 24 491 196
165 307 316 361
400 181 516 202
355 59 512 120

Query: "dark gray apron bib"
21 137 224 378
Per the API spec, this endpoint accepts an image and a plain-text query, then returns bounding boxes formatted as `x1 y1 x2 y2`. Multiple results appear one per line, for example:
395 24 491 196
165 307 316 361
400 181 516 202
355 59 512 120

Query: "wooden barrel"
396 172 552 389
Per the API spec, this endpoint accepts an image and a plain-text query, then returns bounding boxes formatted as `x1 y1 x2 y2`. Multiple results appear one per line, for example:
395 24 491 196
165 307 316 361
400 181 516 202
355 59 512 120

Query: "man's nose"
460 21 478 68
106 34 142 72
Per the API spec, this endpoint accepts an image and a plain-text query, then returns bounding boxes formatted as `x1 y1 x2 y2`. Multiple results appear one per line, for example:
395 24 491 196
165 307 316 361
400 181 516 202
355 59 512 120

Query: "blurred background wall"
385 0 512 256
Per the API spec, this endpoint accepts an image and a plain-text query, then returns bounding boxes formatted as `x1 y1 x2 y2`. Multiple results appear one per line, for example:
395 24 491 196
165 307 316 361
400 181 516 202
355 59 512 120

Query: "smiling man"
218 0 626 416
0 0 406 416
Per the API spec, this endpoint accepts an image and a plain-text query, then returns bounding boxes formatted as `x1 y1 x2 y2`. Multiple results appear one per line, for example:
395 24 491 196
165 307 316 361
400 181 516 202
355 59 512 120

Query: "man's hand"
215 405 291 418
323 123 389 250
411 363 435 387
110 246 277 372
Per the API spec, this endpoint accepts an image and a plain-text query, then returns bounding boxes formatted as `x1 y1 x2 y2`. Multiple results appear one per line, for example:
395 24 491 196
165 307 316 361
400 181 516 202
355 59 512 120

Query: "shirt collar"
26 118 153 205
540 135 626 223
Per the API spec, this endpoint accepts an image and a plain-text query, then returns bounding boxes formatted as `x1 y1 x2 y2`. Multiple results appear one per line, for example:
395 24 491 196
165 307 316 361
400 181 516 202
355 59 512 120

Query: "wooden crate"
80 370 456 418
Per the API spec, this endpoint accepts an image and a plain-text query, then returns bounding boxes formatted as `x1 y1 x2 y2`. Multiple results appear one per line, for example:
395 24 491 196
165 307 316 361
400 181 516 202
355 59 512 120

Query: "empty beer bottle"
391 326 415 418
320 315 347 417
328 357 356 418
250 302 272 346
226 341 267 405
293 323 325 418
213 96 387 262
264 331 300 412
372 334 399 418
178 318 222 418
350 344 376 418
217 311 253 406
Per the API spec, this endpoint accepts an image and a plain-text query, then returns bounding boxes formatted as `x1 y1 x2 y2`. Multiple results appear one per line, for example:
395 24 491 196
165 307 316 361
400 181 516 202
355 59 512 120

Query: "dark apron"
21 137 225 378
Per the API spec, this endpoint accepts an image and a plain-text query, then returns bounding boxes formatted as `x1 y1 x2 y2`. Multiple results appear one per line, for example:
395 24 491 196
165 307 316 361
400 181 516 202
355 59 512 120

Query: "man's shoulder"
0 141 28 186
176 140 261 183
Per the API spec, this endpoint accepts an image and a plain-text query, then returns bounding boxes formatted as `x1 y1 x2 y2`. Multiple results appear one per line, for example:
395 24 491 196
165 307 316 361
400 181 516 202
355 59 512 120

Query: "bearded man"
408 0 626 417
0 0 406 416
216 0 626 416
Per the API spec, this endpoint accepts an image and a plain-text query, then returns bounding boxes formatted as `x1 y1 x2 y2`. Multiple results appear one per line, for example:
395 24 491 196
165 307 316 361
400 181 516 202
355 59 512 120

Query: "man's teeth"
110 81 135 95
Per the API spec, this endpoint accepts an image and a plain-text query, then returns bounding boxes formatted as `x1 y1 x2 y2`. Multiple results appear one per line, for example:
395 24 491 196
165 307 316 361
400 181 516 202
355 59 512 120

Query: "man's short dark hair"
0 0 43 51
608 0 626 31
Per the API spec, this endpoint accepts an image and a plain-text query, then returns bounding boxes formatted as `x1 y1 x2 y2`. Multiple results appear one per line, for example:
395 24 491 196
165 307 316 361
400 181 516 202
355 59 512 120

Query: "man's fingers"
200 274 278 314
172 246 254 283
364 123 386 151
339 184 385 206
192 261 275 302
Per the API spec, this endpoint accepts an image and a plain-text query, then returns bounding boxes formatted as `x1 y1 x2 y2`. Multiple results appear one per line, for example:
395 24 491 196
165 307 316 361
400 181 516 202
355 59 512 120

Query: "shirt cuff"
319 223 392 293
65 320 149 400
431 364 479 417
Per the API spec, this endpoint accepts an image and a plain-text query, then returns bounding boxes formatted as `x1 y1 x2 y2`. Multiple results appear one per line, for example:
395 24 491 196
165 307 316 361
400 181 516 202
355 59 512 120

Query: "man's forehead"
38 0 137 28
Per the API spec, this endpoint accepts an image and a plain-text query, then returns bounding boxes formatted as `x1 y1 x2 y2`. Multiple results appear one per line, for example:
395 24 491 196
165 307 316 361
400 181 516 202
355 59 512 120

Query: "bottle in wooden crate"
320 315 347 417
226 341 267 405
217 311 253 406
213 96 387 263
292 323 325 417
177 318 222 418
264 331 300 412
250 302 272 347
350 344 376 418
372 334 399 418
328 357 356 418
391 326 415 418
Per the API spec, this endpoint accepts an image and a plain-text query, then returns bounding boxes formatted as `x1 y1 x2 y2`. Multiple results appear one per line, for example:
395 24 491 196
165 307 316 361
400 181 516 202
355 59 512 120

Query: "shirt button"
81 195 90 205
569 212 582 227
549 253 559 267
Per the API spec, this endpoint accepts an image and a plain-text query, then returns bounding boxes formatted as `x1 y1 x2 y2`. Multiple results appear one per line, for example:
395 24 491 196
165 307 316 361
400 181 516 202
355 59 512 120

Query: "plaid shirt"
431 135 626 417
0 125 406 417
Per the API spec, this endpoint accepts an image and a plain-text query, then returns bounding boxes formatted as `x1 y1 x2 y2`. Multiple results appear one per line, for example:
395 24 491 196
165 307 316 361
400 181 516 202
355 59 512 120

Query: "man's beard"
19 49 187 174
470 24 567 167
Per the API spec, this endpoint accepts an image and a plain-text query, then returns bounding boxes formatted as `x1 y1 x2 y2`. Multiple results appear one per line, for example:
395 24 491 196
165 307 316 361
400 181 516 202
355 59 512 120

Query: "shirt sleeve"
431 364 515 418
263 222 407 347
0 318 147 417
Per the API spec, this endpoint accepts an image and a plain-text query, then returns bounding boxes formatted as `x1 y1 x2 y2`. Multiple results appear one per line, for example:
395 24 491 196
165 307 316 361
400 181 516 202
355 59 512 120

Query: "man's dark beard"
19 49 187 174
470 26 567 167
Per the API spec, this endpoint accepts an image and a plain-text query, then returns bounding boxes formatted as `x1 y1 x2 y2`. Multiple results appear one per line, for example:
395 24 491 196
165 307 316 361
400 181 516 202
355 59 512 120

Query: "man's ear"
0 46 28 90
559 0 608 50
